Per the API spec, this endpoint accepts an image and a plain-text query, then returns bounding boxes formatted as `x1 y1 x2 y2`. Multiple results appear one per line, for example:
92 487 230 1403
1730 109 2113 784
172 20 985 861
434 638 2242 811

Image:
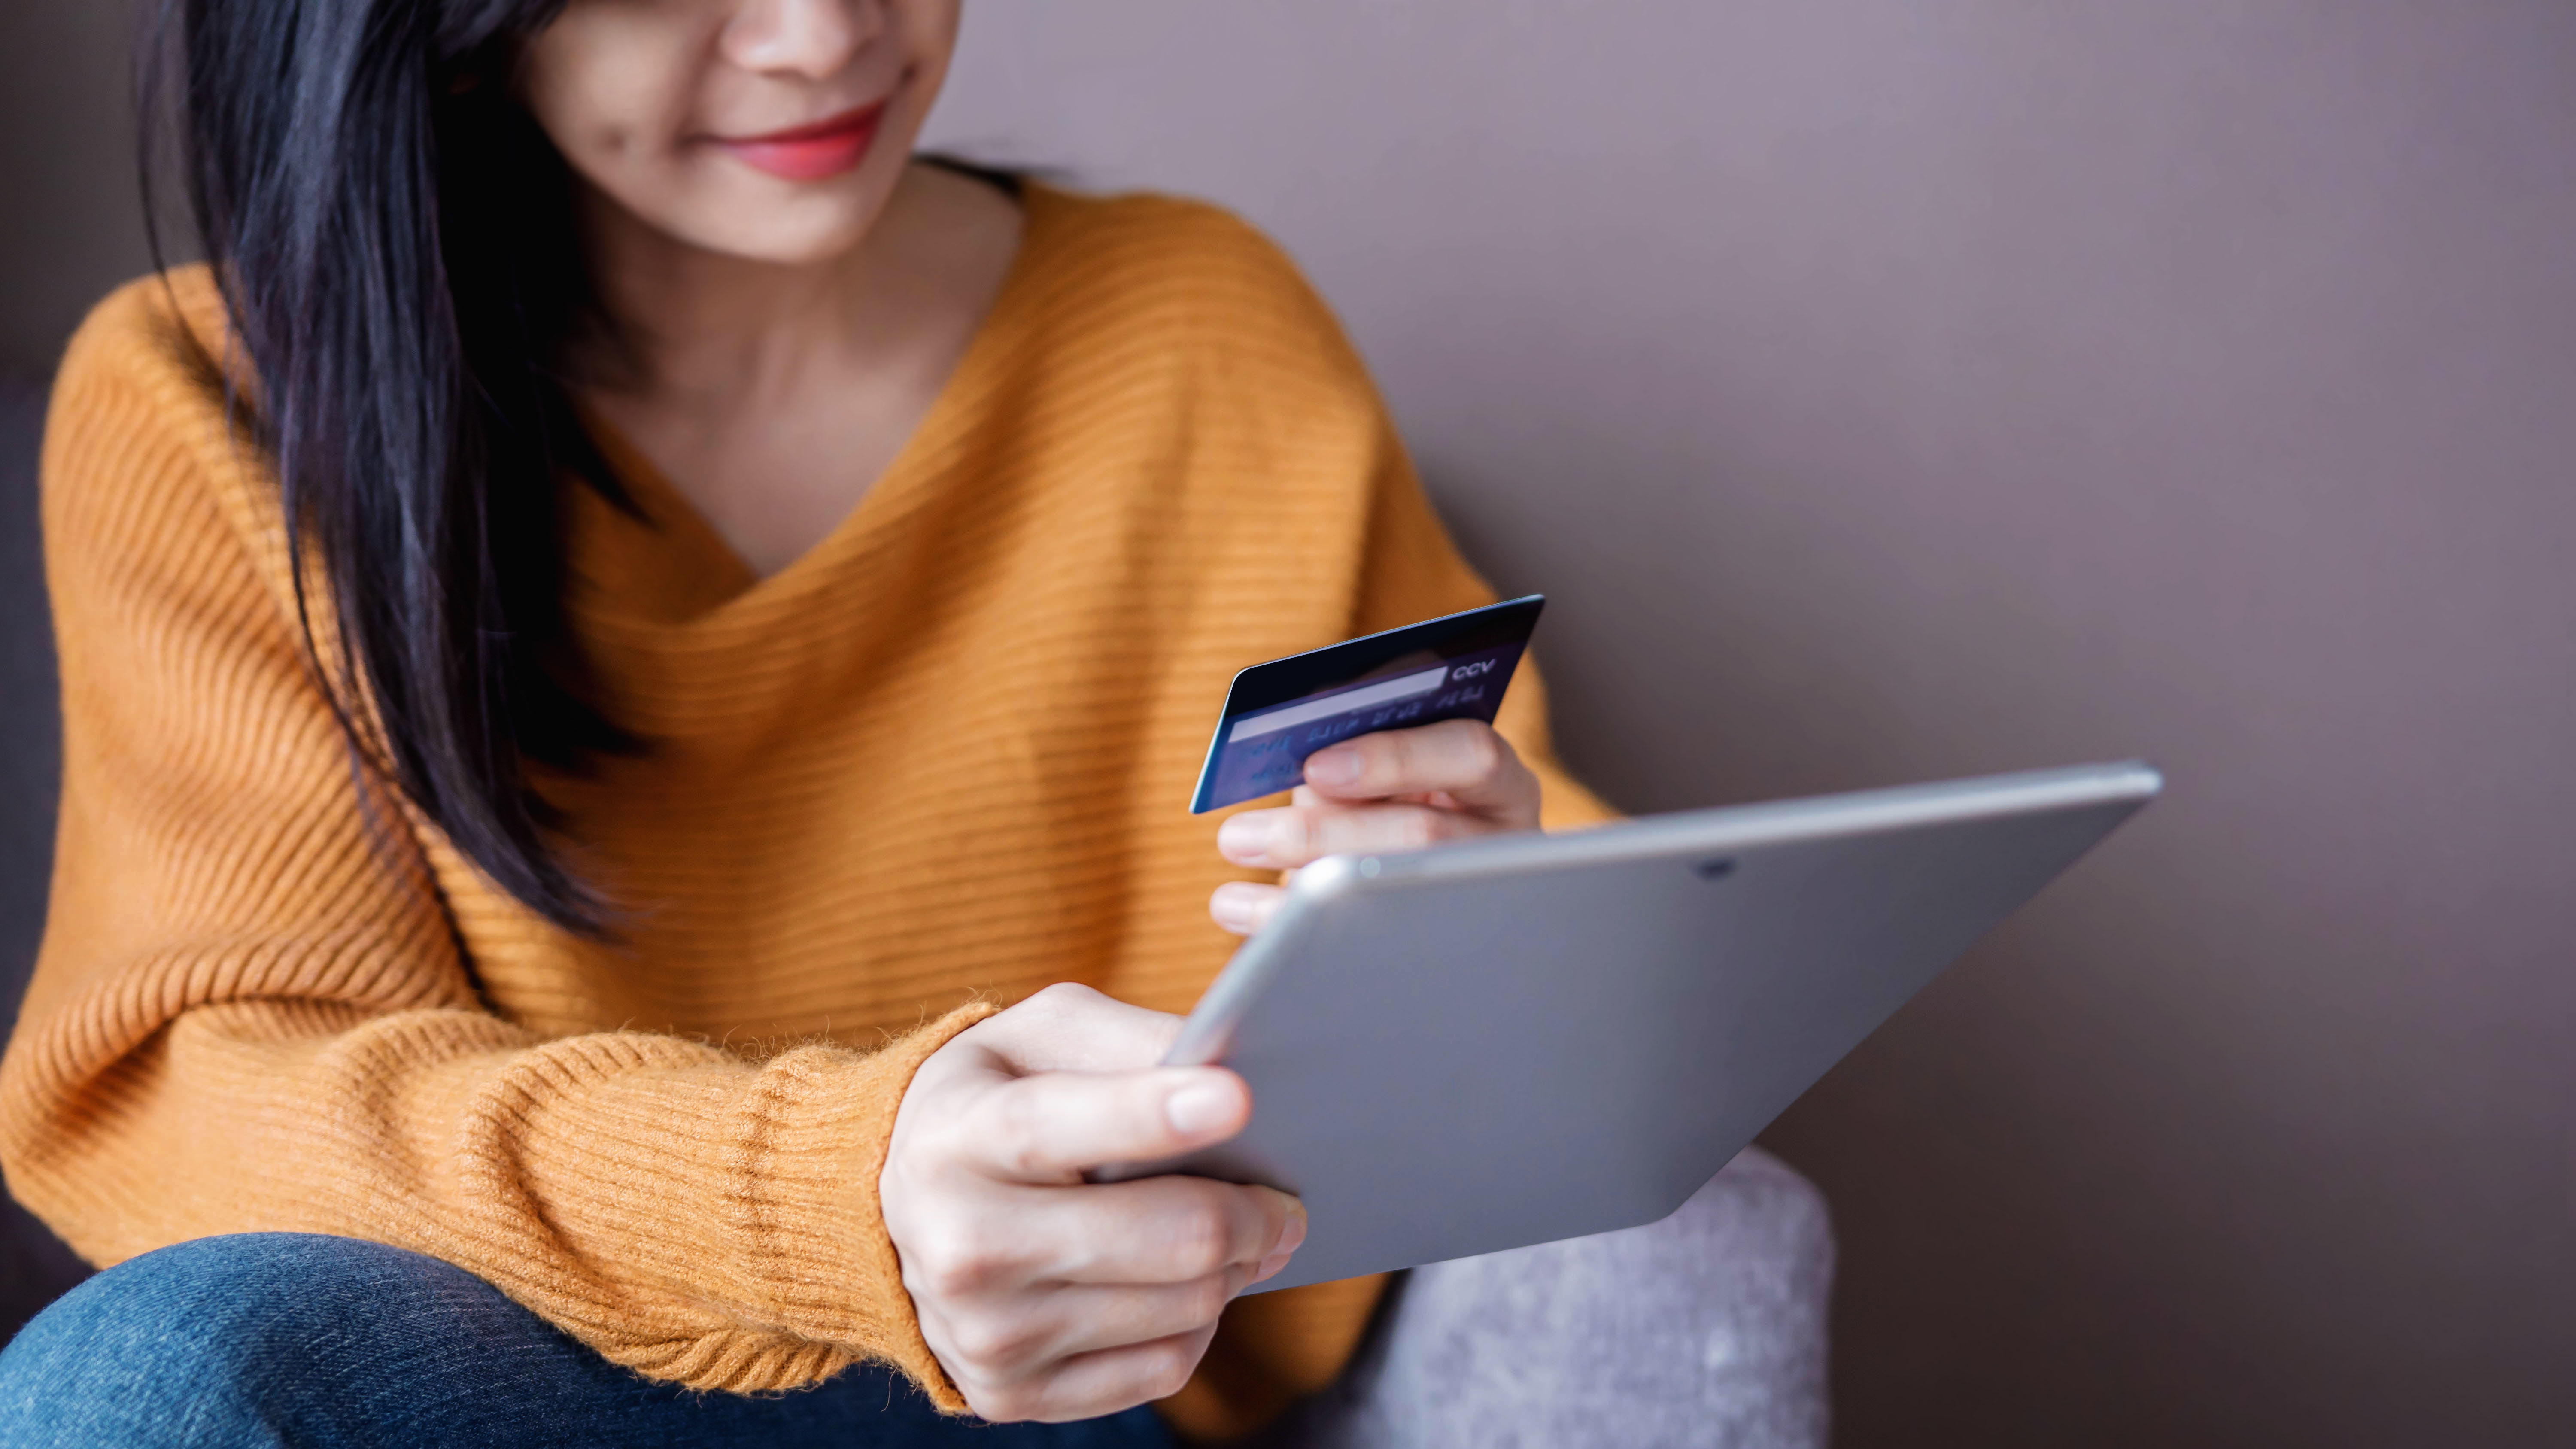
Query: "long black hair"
144 0 626 930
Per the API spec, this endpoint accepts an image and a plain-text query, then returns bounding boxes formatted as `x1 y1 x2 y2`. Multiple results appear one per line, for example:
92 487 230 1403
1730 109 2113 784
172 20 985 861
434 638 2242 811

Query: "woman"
0 0 1621 1443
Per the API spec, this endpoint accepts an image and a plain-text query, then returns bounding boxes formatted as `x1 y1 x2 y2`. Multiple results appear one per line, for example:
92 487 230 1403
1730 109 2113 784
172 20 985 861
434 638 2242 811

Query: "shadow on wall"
0 379 92 1334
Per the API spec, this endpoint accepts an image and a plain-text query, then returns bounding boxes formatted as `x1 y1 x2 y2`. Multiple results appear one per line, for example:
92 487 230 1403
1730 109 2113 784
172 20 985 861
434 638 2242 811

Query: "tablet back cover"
1125 762 2157 1291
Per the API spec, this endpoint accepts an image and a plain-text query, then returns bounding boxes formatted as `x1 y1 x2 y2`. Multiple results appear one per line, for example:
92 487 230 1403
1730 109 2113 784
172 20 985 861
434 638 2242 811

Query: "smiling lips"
712 101 887 182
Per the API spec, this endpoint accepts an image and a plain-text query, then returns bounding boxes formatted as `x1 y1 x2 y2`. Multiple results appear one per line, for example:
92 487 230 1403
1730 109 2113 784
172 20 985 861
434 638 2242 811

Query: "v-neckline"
572 183 1061 631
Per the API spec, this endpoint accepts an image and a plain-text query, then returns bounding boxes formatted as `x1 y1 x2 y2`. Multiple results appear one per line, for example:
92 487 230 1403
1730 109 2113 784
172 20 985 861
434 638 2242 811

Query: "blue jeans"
0 1234 1175 1449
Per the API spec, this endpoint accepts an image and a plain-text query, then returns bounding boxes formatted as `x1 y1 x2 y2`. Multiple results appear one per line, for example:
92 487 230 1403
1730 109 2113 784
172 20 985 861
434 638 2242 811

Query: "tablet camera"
1693 857 1738 881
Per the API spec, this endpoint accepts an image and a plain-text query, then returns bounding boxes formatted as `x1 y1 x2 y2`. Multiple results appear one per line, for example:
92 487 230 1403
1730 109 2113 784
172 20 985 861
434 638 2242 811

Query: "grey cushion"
1270 1147 1835 1449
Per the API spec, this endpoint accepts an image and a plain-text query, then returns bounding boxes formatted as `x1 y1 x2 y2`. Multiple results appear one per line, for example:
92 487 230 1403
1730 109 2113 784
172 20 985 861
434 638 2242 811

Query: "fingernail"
1209 883 1258 932
1256 1209 1309 1281
1166 1078 1236 1138
1216 814 1276 863
1305 748 1362 788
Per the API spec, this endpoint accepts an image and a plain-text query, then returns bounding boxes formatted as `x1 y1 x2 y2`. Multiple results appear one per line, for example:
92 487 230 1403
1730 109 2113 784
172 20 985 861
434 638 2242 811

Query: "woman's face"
518 0 962 265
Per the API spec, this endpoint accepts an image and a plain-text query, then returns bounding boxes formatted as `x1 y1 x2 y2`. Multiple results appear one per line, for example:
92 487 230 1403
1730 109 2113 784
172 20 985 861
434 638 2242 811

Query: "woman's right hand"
878 983 1306 1422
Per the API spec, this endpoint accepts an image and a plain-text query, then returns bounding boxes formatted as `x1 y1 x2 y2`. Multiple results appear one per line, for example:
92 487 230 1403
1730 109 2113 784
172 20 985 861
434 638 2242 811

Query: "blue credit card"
1190 595 1545 814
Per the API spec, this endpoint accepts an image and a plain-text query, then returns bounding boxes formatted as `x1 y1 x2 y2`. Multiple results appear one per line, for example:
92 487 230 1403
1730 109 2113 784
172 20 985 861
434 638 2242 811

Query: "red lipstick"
712 101 887 182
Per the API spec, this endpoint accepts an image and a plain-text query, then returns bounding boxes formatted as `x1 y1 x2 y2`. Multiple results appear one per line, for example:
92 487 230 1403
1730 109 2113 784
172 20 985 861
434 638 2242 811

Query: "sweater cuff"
747 999 997 1411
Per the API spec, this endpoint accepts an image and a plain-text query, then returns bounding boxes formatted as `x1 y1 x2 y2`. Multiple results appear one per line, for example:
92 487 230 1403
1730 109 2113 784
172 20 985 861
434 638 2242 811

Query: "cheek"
546 98 702 237
887 0 963 97
561 111 642 171
520 15 705 190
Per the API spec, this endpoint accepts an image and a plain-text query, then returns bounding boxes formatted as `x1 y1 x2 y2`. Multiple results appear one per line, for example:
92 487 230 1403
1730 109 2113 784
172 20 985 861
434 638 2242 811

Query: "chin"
717 219 879 267
679 161 908 265
666 191 884 267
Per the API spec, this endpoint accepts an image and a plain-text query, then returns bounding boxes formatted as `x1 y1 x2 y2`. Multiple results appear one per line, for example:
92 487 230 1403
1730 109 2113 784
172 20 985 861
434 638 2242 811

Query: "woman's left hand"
1207 718 1541 935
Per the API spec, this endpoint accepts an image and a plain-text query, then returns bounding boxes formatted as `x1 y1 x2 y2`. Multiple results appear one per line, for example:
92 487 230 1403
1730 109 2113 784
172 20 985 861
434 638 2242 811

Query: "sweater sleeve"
0 288 990 1406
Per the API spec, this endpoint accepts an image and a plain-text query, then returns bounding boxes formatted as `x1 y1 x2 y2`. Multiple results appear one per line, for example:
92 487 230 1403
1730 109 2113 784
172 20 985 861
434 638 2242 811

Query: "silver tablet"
1102 760 2161 1293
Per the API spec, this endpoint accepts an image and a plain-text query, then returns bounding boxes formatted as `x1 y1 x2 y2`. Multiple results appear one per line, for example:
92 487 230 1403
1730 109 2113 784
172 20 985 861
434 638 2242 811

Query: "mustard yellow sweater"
0 185 1613 1440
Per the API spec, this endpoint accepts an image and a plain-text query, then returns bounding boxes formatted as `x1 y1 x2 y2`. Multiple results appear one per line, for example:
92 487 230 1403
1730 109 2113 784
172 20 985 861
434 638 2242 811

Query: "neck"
576 187 896 409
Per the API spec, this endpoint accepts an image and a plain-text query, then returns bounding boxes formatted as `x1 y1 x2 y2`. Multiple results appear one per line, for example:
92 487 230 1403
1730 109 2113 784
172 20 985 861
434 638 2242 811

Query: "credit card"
1190 595 1544 814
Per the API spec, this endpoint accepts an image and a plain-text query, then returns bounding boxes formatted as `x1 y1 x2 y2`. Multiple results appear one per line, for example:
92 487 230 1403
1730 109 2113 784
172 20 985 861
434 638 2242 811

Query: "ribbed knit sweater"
0 185 1613 1440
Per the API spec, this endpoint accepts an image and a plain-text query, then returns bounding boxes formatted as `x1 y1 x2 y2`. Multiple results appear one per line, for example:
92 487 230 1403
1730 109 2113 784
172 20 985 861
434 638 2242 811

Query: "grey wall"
1 0 2570 1443
0 0 137 1328
0 0 143 1331
0 381 85 1335
0 0 150 380
922 3 2575 1445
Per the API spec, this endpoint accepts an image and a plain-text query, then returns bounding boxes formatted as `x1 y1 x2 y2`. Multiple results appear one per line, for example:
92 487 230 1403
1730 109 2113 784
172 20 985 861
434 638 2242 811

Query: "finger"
954 1066 1253 1182
965 982 1187 1075
1014 1177 1302 1285
898 1180 1297 1361
1300 719 1535 811
946 1266 1261 1383
922 1271 1249 1389
1217 800 1497 869
1043 1274 1258 1356
1009 1325 1225 1425
1209 881 1284 935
